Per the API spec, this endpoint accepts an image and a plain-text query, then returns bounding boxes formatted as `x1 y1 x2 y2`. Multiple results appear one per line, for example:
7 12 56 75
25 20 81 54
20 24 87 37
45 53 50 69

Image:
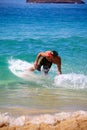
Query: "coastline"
26 0 85 4
0 111 87 130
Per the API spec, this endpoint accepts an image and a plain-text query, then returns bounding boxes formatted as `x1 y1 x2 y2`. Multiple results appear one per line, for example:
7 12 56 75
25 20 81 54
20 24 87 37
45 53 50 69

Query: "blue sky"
0 0 87 4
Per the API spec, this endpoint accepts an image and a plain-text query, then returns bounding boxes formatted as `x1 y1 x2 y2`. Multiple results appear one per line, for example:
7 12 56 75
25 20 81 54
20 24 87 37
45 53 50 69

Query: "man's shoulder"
45 50 51 53
55 55 61 60
53 56 61 64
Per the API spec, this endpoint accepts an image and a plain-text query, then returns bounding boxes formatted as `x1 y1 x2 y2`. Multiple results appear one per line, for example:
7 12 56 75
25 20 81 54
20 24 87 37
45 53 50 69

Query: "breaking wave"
0 111 87 126
54 73 87 89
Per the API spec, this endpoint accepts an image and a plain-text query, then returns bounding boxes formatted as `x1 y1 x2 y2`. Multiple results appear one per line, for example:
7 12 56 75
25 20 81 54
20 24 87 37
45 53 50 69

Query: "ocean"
0 2 87 121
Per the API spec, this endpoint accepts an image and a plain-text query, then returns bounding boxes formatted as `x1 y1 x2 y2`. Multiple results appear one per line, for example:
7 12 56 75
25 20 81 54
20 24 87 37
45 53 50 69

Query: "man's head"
47 50 58 58
51 50 58 57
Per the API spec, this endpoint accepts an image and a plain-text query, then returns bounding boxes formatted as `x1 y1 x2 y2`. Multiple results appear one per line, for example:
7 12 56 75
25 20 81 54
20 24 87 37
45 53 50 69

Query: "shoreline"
26 0 85 4
0 110 87 130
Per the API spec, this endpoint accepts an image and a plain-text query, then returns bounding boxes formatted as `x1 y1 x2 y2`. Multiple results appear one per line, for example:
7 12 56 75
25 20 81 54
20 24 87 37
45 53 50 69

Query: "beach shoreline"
0 110 87 130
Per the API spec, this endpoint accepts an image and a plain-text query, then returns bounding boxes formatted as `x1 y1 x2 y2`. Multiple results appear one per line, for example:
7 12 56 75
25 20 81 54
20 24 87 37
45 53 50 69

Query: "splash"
8 58 41 81
8 58 87 89
0 111 87 126
54 73 87 89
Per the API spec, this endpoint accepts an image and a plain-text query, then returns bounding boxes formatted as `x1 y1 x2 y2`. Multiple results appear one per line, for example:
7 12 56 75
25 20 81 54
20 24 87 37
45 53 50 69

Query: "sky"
0 0 87 3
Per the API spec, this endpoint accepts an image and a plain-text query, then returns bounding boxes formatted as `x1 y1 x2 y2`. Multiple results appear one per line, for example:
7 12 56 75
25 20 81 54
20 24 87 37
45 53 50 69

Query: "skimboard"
8 58 36 80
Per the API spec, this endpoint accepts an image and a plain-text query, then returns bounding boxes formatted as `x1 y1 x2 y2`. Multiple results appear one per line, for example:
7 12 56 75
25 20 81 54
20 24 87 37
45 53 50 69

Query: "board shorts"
36 57 52 74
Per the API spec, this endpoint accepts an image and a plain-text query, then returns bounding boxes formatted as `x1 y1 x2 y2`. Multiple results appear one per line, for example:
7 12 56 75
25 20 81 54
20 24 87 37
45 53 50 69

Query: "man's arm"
34 52 46 67
29 52 46 71
57 57 62 75
57 64 62 75
34 53 41 68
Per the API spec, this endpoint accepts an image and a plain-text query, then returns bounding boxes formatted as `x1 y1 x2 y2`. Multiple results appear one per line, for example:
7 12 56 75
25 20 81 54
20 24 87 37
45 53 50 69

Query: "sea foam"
54 73 87 89
8 58 87 89
0 111 87 127
8 58 41 81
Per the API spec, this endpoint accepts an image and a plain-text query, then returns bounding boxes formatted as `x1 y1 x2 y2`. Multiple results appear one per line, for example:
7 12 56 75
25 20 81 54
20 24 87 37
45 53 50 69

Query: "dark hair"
51 50 58 57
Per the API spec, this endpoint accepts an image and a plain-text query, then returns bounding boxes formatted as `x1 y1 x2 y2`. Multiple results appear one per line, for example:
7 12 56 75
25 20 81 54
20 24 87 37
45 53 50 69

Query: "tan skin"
29 51 62 75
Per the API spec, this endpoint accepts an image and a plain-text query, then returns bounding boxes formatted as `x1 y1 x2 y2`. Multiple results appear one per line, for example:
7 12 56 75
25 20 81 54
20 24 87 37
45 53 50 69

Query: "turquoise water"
0 3 87 115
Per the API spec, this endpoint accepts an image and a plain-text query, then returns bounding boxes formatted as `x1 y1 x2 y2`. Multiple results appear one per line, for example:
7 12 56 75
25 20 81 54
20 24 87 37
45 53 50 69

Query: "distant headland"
26 0 85 4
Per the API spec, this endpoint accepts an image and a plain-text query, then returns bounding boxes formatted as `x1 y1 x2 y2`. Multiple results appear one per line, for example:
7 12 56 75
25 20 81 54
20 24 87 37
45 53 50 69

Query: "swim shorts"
36 57 52 74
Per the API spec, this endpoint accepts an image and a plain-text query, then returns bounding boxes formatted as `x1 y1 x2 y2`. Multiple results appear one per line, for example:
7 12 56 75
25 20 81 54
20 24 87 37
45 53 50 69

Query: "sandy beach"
0 111 87 130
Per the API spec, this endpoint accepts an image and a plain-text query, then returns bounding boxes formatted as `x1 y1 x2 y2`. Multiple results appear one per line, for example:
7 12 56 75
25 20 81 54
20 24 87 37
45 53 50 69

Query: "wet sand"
0 111 87 130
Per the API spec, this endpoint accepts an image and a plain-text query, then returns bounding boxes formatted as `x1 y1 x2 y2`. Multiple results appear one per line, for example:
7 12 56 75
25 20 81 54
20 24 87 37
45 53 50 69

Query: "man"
29 50 62 75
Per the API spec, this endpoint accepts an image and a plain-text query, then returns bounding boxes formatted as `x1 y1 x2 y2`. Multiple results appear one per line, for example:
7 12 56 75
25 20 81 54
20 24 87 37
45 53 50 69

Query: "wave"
8 58 45 82
8 58 87 89
0 111 87 127
54 73 87 89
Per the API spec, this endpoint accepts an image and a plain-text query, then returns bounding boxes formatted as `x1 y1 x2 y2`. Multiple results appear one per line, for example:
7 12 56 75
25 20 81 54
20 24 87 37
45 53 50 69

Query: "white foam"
54 73 87 89
0 111 87 126
10 116 27 126
0 113 10 126
8 58 41 81
30 114 56 125
8 58 87 89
